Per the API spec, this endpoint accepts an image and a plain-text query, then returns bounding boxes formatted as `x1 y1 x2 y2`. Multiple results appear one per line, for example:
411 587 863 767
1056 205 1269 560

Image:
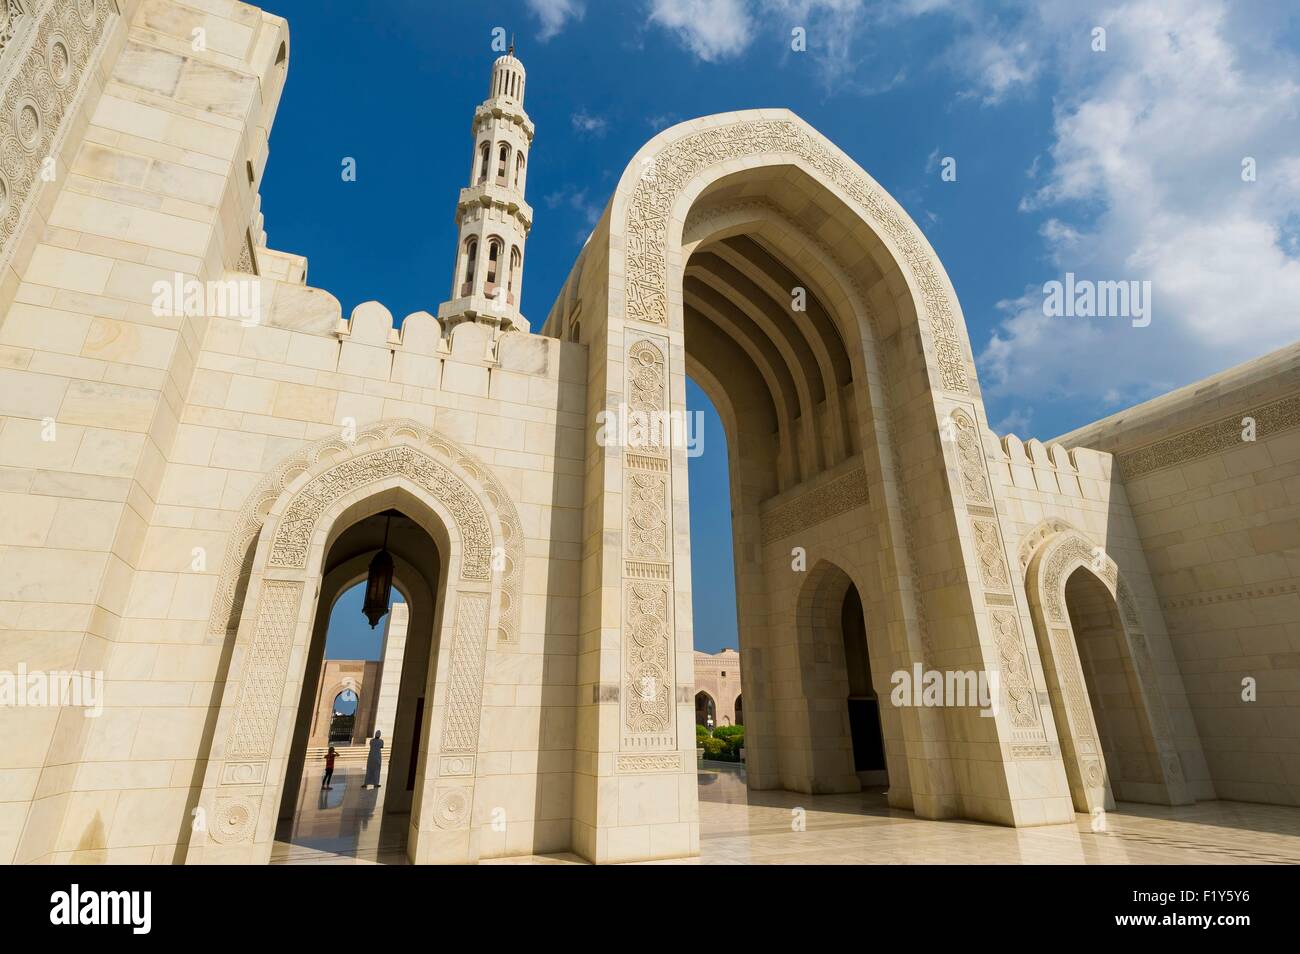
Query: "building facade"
694 648 742 727
1 0 1297 865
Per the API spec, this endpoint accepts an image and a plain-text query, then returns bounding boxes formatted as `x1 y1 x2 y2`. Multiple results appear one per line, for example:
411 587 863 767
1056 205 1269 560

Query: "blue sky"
257 0 1300 653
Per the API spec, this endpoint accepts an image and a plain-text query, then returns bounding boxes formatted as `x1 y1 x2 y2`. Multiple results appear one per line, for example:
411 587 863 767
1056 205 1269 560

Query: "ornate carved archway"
1024 524 1190 811
186 421 522 864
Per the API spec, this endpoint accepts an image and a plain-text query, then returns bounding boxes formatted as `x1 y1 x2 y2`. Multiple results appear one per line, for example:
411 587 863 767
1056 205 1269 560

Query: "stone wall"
1054 344 1300 806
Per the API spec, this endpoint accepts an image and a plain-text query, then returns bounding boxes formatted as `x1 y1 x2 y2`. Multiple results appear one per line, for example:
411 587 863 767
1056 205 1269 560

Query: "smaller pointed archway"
1025 527 1194 812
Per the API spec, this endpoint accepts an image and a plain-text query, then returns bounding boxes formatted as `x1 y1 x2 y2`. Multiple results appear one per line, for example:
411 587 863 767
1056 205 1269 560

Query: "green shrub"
713 725 744 741
700 735 728 758
696 723 711 741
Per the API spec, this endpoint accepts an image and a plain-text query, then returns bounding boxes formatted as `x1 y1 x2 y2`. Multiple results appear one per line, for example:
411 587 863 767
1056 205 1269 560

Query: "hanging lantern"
362 516 394 629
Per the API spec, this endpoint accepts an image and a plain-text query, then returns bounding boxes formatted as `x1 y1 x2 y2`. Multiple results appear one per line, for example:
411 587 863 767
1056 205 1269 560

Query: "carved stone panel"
760 469 868 544
268 445 492 580
439 592 490 754
620 335 676 749
0 0 115 265
990 608 1039 730
224 579 302 761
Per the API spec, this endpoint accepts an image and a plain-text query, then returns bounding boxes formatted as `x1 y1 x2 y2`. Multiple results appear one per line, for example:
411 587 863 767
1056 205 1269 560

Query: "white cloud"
975 0 1300 430
993 406 1034 435
571 110 609 136
647 0 755 62
526 0 585 40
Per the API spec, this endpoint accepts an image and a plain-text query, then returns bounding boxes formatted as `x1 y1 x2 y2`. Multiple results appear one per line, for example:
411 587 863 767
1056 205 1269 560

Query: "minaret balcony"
457 185 533 228
437 293 529 334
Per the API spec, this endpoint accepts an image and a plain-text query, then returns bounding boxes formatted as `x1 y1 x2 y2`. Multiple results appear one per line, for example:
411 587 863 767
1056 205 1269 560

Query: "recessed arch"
187 422 523 865
1024 527 1192 811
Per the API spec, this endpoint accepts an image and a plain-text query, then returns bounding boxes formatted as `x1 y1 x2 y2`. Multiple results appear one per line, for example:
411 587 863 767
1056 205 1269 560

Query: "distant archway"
695 692 716 727
328 689 359 744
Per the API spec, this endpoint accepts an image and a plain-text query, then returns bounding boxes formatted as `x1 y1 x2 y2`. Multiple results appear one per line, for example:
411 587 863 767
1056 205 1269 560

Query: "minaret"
438 44 534 335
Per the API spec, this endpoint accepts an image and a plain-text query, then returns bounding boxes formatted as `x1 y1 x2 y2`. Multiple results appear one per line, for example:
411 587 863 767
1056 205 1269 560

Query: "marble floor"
270 762 1300 865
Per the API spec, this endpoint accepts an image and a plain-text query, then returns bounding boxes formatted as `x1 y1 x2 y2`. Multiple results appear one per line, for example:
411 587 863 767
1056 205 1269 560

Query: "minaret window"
477 142 490 184
508 246 521 304
485 238 502 296
515 152 525 189
461 238 478 297
496 144 510 185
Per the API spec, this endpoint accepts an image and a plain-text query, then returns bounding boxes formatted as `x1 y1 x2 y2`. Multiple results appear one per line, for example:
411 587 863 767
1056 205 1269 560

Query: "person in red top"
323 746 338 790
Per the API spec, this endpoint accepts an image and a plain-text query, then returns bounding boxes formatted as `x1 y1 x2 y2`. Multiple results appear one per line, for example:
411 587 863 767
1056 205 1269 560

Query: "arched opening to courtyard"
270 506 442 864
676 167 911 806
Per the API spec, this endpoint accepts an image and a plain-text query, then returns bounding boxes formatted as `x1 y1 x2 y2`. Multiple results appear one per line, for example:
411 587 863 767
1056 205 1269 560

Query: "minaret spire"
438 48 534 335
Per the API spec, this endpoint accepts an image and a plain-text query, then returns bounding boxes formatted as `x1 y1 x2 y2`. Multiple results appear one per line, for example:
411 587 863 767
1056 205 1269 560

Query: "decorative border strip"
1118 391 1300 480
623 118 970 393
760 469 868 544
1161 581 1299 610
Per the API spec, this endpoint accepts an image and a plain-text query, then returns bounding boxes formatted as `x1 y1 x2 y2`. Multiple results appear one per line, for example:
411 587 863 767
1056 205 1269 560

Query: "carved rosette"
210 795 259 845
623 119 969 393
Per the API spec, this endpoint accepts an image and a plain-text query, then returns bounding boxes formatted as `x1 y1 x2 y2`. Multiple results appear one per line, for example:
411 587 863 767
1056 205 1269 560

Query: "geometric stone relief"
269 445 492 579
223 579 302 762
1118 390 1300 479
760 468 869 544
1042 534 1116 624
951 408 991 504
626 472 669 560
945 405 1039 738
990 608 1039 730
621 335 676 748
208 420 523 644
972 518 1010 590
0 0 115 271
1050 627 1094 741
624 119 969 393
616 753 682 773
623 580 673 744
438 592 490 754
1017 518 1072 574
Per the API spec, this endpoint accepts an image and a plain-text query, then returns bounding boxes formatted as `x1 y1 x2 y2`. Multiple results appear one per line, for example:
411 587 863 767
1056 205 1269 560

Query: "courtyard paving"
270 762 1300 865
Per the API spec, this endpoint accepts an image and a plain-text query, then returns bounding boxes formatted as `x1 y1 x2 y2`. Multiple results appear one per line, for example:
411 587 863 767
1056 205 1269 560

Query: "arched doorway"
792 561 890 793
840 583 887 786
734 695 743 727
558 109 1083 861
272 508 438 862
1025 528 1193 813
695 692 716 727
328 689 359 744
186 429 513 866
